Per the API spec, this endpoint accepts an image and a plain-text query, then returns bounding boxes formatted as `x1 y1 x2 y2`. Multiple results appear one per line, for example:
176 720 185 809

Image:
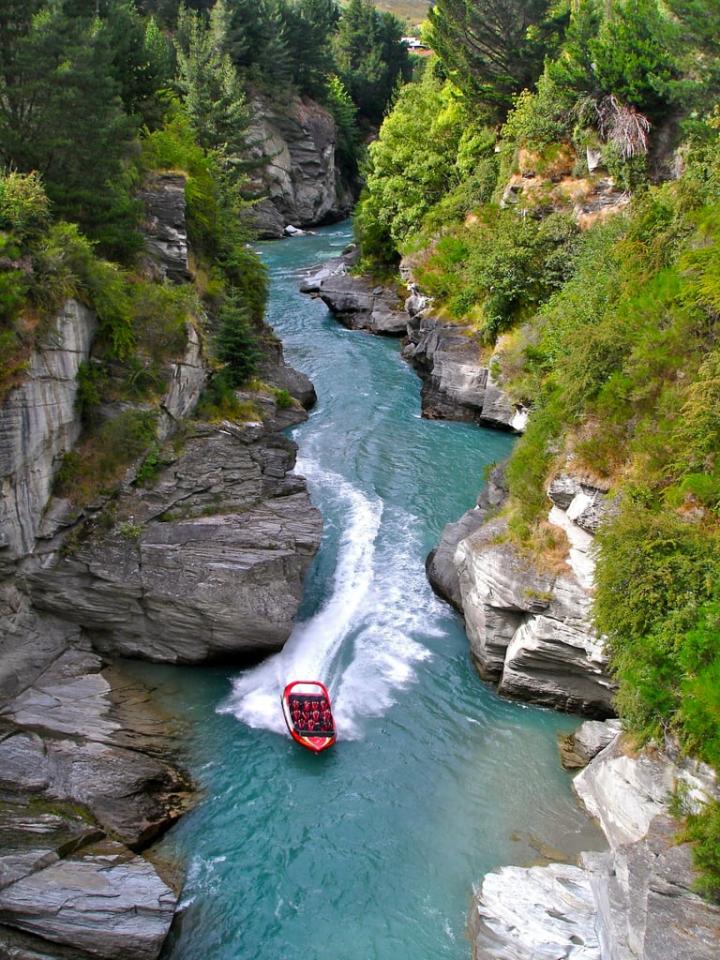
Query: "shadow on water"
126 222 605 960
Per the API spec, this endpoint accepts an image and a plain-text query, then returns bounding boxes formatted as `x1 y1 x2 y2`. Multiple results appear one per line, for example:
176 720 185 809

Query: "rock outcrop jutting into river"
0 174 321 958
302 251 527 431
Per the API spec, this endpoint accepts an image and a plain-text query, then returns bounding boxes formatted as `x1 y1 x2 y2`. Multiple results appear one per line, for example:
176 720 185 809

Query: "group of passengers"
289 697 334 733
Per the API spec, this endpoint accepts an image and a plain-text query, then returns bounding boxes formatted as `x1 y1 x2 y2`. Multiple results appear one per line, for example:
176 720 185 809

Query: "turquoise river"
137 223 601 960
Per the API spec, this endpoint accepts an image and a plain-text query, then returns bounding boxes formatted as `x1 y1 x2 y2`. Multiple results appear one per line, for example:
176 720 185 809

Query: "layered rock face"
441 469 615 716
0 300 96 576
316 274 408 335
246 94 353 238
0 595 191 959
403 309 527 431
29 415 322 663
0 166 323 955
138 174 191 283
471 726 720 960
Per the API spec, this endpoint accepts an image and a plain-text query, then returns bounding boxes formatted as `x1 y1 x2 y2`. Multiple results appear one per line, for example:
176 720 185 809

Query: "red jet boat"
281 680 336 754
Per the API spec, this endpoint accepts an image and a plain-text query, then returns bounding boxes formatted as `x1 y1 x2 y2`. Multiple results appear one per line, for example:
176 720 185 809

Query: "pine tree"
332 0 410 123
0 1 138 253
175 5 249 159
426 0 567 117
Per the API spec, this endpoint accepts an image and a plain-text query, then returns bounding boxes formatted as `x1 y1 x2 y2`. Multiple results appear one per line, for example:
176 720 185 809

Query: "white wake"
220 460 441 739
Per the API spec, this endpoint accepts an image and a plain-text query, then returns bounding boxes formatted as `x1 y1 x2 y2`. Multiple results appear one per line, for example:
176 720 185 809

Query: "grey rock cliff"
138 174 190 283
471 728 720 960
28 412 322 664
403 312 527 431
426 462 508 609
0 300 96 575
0 171 324 955
0 594 191 959
451 471 615 716
246 94 352 238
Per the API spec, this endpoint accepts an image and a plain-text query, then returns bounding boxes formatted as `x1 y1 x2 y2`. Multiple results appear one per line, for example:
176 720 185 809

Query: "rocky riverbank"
0 175 322 957
304 244 719 959
471 720 720 960
302 252 527 430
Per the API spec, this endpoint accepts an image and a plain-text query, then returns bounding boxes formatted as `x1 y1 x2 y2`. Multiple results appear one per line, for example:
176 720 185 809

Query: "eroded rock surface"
246 94 352 237
138 174 190 283
317 274 407 335
0 301 96 574
0 594 190 959
426 462 508 610
471 731 720 960
28 417 322 663
403 313 526 431
470 862 601 960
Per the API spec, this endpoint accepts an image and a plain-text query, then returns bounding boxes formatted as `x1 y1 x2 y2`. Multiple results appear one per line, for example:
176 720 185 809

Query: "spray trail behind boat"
220 460 382 736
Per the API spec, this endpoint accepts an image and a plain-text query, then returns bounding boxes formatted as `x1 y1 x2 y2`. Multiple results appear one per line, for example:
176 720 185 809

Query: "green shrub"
273 388 293 409
54 409 158 504
685 801 720 902
0 172 50 240
215 299 261 387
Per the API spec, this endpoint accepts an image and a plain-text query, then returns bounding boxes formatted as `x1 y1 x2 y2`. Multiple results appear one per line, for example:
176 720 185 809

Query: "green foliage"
426 0 567 117
415 210 580 339
587 0 677 119
54 409 158 503
686 801 720 901
325 75 360 173
273 387 293 408
332 0 412 124
0 1 142 257
215 298 262 387
355 70 468 261
175 6 250 158
0 172 50 240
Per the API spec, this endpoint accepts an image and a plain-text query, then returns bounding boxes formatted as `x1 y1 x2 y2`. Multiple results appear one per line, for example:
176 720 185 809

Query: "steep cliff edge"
247 93 353 239
431 466 614 716
0 300 96 576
